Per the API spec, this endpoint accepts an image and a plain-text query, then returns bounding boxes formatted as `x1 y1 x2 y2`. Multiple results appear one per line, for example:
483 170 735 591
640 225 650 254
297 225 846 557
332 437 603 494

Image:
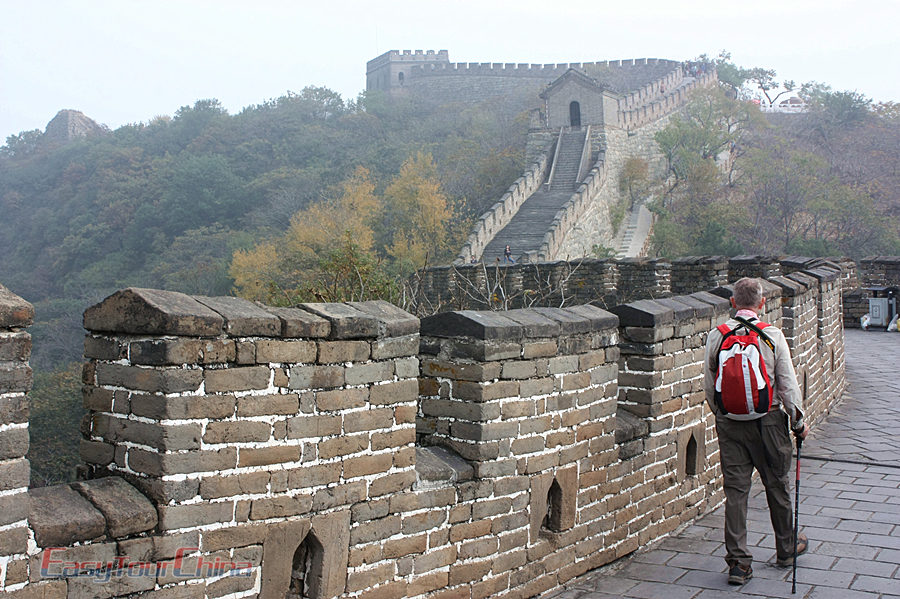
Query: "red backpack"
714 316 776 420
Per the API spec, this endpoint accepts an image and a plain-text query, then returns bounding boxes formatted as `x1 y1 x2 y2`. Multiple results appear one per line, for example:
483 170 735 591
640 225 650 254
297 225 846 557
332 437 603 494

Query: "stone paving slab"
543 329 900 598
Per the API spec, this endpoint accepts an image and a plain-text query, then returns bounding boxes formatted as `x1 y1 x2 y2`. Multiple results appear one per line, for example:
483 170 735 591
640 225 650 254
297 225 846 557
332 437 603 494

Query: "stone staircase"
482 129 588 262
615 202 653 258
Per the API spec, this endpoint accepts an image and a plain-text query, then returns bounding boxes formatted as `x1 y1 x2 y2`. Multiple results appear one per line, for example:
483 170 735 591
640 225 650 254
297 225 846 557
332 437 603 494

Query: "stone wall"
843 257 900 328
0 285 34 592
0 262 848 598
456 152 553 264
550 113 673 260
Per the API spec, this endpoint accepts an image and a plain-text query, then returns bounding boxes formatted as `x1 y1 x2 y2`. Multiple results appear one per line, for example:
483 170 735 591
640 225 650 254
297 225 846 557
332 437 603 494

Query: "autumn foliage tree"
231 155 467 305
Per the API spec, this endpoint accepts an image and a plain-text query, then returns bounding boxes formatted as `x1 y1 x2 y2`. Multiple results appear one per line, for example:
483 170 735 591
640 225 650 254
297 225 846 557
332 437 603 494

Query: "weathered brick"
249 495 312 520
286 414 342 438
319 434 368 459
200 471 270 499
0 363 32 394
128 447 236 476
203 421 270 444
204 366 269 392
370 379 418 405
83 335 124 361
0 427 28 460
371 334 419 360
0 457 29 491
316 387 368 411
343 454 393 478
317 340 370 363
344 408 393 433
372 427 415 451
237 445 301 467
454 380 519 402
369 471 415 497
130 393 236 420
345 361 393 385
109 419 201 451
0 394 28 424
236 393 299 416
414 545 457 574
95 363 201 393
422 359 501 382
289 364 345 389
288 463 341 488
255 339 316 363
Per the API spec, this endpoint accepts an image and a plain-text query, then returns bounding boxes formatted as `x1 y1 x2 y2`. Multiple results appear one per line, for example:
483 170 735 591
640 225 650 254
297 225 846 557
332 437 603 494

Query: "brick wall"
844 257 900 328
0 261 848 598
0 285 33 591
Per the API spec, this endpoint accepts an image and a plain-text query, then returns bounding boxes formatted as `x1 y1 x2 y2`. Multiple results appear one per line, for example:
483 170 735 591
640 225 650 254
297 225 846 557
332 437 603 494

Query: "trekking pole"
792 436 802 594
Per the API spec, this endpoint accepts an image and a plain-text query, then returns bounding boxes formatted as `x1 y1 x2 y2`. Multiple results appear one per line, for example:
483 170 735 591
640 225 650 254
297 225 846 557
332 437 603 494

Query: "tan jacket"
704 315 804 428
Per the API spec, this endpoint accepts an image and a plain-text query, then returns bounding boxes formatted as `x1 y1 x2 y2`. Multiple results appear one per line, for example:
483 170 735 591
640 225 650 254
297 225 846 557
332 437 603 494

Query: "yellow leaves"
229 242 280 302
384 151 459 269
285 166 378 260
230 154 467 304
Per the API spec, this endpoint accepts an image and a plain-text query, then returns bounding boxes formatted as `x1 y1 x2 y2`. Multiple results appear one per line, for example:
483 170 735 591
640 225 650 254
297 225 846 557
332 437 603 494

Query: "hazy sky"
2 0 897 142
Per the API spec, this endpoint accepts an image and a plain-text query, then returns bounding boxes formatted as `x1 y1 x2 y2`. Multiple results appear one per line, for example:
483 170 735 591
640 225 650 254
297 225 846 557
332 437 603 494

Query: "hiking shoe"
727 563 753 585
777 534 809 567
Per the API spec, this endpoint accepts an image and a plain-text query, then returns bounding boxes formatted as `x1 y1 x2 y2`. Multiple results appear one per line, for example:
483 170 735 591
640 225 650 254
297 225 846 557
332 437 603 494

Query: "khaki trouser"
716 409 795 567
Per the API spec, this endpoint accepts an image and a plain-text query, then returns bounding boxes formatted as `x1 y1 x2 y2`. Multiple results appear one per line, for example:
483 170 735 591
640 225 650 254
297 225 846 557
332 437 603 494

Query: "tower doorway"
569 101 581 128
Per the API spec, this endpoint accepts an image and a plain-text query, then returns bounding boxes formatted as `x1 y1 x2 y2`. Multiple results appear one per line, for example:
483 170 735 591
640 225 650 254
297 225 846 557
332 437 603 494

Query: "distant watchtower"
366 49 450 92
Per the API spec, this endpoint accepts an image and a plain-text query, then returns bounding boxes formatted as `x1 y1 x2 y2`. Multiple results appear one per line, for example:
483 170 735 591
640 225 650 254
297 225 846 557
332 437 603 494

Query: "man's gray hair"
733 277 764 309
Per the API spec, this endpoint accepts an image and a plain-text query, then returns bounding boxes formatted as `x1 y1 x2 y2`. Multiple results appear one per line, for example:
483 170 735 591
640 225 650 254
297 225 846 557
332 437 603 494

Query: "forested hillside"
0 88 528 370
648 57 900 258
4 57 898 485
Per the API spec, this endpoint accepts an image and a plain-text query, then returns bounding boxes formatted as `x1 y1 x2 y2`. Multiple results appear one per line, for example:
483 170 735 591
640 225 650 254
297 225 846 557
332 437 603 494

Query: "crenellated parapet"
0 260 849 597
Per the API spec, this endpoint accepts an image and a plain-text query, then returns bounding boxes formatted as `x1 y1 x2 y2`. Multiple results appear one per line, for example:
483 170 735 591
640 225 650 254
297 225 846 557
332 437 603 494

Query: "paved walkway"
545 329 900 598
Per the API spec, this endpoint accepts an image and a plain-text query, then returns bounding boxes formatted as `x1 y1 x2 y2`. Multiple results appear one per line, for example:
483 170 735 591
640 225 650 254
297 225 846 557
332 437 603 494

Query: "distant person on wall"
704 277 809 586
503 245 514 263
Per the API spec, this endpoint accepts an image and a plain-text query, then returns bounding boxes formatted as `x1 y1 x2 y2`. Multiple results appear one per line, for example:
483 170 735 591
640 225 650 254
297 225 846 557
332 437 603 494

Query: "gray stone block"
649 297 695 323
300 302 379 339
346 300 419 337
193 295 280 337
688 291 731 312
0 284 33 328
71 476 158 538
502 309 561 338
416 446 474 486
564 304 619 331
610 299 674 327
615 409 649 444
28 484 105 547
420 310 523 341
769 275 807 297
531 307 591 334
266 306 331 338
670 294 715 319
83 288 224 335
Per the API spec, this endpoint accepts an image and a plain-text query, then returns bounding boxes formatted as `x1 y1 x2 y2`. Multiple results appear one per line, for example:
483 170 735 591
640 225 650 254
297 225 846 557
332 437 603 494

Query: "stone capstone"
83 288 224 336
265 306 331 338
29 484 105 547
299 303 379 339
71 476 158 538
346 300 419 337
415 446 474 486
420 310 525 341
610 299 674 327
193 295 281 337
0 284 34 329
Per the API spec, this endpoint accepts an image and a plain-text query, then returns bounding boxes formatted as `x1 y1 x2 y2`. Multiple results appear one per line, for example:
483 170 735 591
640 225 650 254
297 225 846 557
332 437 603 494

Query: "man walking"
704 277 809 585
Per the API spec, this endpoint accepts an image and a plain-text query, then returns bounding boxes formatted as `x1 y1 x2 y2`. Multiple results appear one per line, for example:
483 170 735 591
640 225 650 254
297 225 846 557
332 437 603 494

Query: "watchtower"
365 49 450 92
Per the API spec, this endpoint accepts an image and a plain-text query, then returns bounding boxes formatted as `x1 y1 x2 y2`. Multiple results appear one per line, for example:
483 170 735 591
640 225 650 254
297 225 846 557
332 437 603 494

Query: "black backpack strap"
733 315 775 352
